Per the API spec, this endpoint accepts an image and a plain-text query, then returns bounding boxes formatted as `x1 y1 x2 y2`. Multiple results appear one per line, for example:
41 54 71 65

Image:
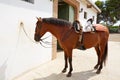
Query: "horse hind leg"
96 56 104 74
94 46 100 69
96 46 103 74
96 42 108 74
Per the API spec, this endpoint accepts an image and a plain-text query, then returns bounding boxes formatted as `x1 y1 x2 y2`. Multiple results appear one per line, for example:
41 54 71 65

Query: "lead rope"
20 22 36 43
21 22 55 48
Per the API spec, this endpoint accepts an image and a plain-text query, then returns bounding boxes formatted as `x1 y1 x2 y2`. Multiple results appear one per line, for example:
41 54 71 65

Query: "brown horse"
34 17 109 77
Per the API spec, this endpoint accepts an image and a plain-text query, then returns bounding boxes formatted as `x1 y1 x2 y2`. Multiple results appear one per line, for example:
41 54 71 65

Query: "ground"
13 33 120 80
109 33 120 42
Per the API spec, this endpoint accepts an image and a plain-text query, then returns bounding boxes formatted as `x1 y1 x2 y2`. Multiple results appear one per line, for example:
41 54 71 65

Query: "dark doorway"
57 0 75 51
58 0 74 22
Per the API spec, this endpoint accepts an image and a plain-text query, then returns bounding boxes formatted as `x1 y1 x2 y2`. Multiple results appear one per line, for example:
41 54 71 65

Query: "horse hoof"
62 69 67 73
96 70 101 74
66 73 72 77
94 66 98 70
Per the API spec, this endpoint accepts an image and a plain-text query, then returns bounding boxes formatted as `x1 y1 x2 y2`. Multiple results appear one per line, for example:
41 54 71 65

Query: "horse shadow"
34 69 97 80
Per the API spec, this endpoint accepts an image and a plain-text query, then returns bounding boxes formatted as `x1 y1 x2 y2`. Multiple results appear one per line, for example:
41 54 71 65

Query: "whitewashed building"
0 0 100 80
79 0 101 25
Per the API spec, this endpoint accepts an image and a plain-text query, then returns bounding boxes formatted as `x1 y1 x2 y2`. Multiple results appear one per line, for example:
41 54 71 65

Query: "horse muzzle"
34 34 41 42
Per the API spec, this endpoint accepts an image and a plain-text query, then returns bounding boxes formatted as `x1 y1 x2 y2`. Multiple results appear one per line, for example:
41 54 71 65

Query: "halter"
35 20 55 48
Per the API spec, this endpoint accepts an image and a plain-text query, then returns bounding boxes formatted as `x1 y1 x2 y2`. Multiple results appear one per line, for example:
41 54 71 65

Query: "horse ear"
36 17 42 21
36 17 39 20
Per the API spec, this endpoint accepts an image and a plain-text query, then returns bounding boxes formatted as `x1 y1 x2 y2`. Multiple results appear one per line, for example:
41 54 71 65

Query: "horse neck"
45 23 68 39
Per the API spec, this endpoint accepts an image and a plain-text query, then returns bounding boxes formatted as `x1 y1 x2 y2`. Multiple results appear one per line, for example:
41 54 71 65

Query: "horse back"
94 24 109 33
83 30 108 49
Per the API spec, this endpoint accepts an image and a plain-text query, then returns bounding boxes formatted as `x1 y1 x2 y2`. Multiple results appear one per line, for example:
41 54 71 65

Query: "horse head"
34 17 46 42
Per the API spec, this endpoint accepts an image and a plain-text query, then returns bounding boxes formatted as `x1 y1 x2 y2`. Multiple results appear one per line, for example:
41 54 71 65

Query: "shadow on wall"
34 69 96 80
0 60 7 80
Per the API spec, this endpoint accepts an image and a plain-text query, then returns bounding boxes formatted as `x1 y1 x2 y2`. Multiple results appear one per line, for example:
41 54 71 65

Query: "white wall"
0 0 53 80
79 0 97 26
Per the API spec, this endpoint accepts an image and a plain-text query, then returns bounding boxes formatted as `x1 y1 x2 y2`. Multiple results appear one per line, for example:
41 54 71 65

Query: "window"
84 11 87 19
22 0 34 4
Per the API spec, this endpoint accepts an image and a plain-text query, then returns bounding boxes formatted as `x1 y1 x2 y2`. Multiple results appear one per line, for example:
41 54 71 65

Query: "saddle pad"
93 24 107 31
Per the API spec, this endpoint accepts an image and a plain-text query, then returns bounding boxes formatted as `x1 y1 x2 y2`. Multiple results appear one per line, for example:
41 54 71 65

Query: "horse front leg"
62 49 73 77
67 57 73 77
62 53 68 73
66 49 73 77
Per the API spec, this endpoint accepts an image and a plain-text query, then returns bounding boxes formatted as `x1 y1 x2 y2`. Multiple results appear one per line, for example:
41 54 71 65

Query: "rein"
39 35 56 48
21 24 36 43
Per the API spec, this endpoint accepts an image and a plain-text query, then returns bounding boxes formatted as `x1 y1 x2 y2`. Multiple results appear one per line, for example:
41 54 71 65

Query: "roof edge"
86 0 101 13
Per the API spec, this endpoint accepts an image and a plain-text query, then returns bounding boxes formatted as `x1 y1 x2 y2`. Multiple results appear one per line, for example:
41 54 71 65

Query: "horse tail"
103 42 108 66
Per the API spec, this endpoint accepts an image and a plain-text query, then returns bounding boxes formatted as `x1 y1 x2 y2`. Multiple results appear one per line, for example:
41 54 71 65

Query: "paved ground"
109 33 120 42
13 34 120 80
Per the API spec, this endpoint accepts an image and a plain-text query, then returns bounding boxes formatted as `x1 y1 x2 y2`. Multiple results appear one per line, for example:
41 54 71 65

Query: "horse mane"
42 18 72 27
